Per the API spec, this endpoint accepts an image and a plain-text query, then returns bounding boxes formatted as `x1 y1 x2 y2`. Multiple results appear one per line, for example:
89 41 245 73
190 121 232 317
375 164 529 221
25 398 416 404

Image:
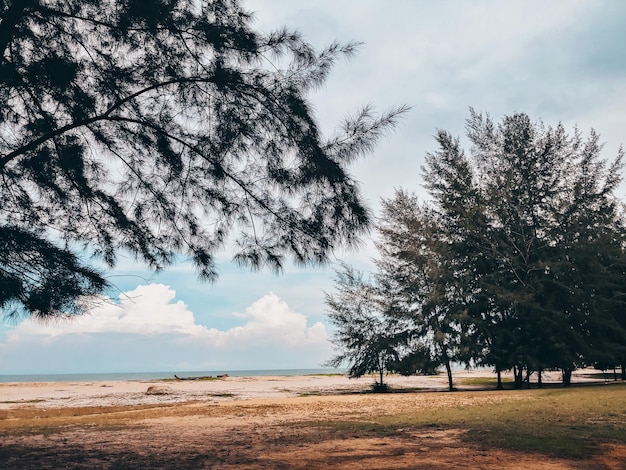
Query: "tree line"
326 110 626 390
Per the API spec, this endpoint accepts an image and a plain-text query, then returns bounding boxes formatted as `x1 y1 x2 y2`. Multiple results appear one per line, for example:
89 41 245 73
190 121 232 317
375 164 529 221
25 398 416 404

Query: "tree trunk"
513 365 523 389
444 357 455 391
562 367 572 387
496 367 503 390
622 363 625 381
537 369 543 388
525 368 532 389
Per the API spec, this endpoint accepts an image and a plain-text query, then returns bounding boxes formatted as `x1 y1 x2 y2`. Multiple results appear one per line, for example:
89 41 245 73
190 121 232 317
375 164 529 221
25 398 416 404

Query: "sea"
0 368 346 383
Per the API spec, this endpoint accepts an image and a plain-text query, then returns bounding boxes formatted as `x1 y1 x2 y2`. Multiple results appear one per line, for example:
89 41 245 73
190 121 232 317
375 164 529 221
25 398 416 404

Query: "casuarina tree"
0 0 407 318
422 110 625 387
324 264 403 391
375 190 470 391
327 111 624 388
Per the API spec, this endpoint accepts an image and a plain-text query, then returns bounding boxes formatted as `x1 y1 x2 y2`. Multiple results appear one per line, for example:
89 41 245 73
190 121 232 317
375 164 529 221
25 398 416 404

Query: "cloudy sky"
1 0 625 375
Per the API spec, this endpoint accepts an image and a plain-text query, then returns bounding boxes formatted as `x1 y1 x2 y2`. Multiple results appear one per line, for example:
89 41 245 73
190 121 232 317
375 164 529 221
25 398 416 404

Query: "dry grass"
313 382 626 459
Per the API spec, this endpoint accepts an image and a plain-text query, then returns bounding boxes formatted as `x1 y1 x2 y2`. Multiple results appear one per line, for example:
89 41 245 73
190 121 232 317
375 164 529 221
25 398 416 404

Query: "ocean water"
0 368 346 383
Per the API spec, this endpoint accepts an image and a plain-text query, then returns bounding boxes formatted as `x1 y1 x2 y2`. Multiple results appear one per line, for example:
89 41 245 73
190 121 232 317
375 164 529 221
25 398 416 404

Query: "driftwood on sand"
145 385 173 395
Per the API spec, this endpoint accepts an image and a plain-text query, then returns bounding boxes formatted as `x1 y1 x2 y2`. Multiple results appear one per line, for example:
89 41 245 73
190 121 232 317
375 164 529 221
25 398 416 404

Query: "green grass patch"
460 377 514 386
578 372 621 380
0 399 46 404
160 376 222 382
304 373 345 377
298 391 324 397
310 383 626 459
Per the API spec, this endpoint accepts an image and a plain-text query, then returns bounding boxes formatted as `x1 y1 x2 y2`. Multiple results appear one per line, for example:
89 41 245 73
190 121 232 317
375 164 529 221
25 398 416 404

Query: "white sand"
0 368 606 409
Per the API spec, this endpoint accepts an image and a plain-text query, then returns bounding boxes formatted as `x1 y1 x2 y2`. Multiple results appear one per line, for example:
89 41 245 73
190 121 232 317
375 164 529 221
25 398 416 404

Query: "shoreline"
0 368 346 384
0 368 611 410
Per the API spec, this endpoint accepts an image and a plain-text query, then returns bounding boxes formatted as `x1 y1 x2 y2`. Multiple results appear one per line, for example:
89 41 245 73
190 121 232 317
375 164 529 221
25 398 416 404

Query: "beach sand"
0 368 605 409
1 369 624 469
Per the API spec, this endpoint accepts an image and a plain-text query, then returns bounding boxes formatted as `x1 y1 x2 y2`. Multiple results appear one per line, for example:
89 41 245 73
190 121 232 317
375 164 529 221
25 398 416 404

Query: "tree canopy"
326 110 626 388
0 0 407 318
324 264 402 390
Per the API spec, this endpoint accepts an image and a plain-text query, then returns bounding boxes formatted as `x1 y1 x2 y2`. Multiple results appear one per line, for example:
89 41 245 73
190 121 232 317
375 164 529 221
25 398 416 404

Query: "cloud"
10 284 205 337
226 294 327 345
0 284 331 373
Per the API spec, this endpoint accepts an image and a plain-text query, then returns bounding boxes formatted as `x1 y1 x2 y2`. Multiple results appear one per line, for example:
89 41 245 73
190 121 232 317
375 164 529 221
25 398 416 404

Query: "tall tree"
325 191 473 392
0 0 407 318
375 190 470 391
553 131 626 381
324 264 402 390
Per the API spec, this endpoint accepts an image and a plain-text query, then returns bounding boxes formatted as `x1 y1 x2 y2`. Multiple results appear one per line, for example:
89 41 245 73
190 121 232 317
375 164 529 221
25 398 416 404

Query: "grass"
311 382 626 459
0 399 46 404
160 376 222 382
303 373 345 377
297 392 324 397
0 404 173 436
2 381 624 460
460 377 514 386
578 371 622 380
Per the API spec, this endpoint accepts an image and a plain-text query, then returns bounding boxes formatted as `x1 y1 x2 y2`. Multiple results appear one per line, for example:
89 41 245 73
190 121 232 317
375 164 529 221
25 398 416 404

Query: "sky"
2 0 626 374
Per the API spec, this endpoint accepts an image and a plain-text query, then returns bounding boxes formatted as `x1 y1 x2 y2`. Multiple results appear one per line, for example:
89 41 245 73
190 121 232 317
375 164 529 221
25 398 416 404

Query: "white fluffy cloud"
11 284 206 337
0 284 331 373
222 293 327 347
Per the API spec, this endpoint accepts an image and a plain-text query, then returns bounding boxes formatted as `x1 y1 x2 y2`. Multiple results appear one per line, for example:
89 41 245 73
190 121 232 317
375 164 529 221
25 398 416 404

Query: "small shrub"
371 382 390 393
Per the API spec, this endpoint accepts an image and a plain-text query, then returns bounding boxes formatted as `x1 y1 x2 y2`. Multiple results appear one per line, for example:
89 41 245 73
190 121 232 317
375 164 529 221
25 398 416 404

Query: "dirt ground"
2 390 625 469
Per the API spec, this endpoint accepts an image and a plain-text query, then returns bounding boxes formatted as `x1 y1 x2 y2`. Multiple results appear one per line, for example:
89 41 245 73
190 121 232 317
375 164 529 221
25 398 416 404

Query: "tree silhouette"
0 0 406 318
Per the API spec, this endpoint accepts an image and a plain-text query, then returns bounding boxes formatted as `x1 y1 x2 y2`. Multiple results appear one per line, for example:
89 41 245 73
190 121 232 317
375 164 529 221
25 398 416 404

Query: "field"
0 372 624 468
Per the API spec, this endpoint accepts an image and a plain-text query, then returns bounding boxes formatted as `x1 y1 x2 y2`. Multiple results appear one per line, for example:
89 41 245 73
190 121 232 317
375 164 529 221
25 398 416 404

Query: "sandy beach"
0 371 457 409
0 368 605 409
1 369 624 469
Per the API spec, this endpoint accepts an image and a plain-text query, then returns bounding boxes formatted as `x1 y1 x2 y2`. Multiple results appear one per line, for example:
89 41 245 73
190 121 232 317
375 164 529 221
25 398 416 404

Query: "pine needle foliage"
0 0 407 318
